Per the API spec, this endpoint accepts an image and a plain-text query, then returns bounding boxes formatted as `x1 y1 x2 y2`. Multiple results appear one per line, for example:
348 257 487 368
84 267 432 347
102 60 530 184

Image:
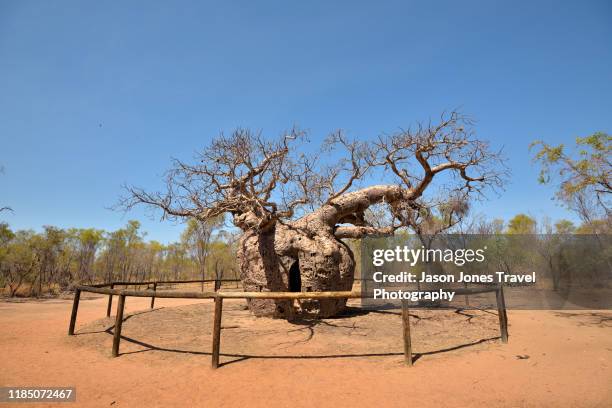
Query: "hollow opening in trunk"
289 260 301 292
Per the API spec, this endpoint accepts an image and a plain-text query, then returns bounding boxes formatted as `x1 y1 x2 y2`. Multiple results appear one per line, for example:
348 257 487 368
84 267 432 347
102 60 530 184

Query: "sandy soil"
0 295 611 407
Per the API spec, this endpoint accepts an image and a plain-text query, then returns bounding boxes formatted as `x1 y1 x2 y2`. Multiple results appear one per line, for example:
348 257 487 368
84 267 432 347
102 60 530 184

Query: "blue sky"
1 0 611 243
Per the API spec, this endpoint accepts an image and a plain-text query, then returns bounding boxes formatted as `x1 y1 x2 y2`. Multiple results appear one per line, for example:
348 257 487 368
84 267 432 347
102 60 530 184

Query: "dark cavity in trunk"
289 260 301 292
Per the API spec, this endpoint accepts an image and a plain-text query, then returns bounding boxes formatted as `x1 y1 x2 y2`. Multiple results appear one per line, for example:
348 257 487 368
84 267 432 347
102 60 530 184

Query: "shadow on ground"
76 307 500 366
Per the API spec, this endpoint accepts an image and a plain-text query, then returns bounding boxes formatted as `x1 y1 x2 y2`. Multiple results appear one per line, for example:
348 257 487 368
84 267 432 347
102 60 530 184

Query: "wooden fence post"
106 283 115 317
150 282 157 309
401 300 413 366
211 296 223 369
68 289 81 335
496 286 509 343
112 294 126 357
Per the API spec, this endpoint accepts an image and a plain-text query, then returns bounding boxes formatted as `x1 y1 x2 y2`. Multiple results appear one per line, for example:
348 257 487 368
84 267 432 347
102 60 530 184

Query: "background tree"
164 242 189 281
531 132 611 231
0 220 236 297
507 214 537 234
554 219 576 234
181 217 224 290
70 228 105 285
1 230 38 297
30 226 66 296
97 220 145 283
532 133 612 280
121 111 507 318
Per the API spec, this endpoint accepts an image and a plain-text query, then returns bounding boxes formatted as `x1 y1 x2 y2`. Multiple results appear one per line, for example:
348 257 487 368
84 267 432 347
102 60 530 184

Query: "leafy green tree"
97 220 145 282
67 228 105 285
0 222 14 244
507 214 537 234
164 242 189 280
30 226 67 296
139 240 165 281
554 219 575 234
531 132 611 228
2 230 38 297
576 219 609 234
181 217 224 288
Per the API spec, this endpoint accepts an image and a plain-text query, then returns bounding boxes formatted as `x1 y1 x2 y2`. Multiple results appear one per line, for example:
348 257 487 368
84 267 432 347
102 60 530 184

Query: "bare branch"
119 111 507 236
334 225 397 239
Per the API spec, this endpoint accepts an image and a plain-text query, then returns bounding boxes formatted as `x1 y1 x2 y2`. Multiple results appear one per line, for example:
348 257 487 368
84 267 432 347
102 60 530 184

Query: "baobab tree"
120 111 505 318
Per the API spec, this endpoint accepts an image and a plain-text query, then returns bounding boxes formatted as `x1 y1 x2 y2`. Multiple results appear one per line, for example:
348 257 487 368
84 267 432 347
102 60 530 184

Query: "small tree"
181 217 223 290
73 228 105 285
531 132 611 230
507 214 537 234
164 242 188 281
2 231 38 297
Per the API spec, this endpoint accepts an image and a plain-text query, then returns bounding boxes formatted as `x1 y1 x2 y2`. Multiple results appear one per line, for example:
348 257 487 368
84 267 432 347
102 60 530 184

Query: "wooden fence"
68 280 508 369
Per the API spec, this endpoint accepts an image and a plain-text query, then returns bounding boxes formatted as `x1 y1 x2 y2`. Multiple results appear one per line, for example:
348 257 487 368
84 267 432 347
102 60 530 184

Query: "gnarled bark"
237 184 406 317
237 223 354 317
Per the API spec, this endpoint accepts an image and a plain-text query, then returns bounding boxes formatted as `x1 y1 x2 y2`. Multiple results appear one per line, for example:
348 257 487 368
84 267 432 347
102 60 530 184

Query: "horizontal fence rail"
110 278 241 286
68 280 508 369
95 279 241 317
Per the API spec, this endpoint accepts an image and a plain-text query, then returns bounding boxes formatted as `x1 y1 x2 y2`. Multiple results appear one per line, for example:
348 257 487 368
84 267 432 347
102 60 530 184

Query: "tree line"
0 219 236 297
1 211 606 298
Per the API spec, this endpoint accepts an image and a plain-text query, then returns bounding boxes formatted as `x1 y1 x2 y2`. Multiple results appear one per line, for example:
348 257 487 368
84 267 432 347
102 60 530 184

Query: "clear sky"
1 0 611 243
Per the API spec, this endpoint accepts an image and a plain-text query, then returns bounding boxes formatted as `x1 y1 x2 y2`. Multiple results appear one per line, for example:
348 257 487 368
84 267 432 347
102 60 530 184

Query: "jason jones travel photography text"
369 245 536 302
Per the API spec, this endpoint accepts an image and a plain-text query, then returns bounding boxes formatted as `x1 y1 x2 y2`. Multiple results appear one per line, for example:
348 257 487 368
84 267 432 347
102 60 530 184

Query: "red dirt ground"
1 295 611 407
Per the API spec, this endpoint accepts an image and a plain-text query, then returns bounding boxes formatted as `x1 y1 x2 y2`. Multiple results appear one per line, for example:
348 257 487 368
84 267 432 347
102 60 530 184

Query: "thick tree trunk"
237 221 355 318
236 185 407 318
